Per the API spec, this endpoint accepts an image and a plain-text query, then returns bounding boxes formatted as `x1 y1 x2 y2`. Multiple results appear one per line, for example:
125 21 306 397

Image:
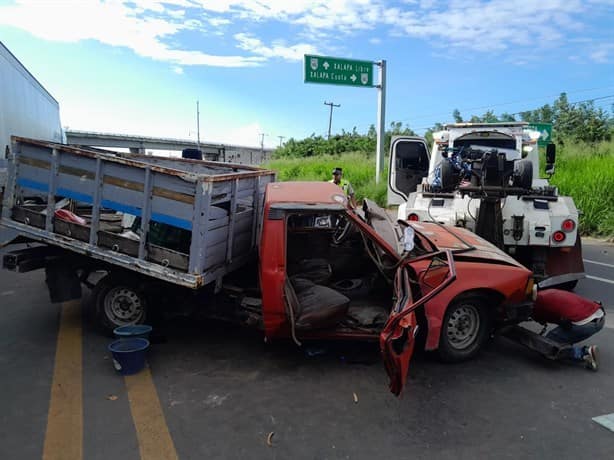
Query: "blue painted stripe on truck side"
16 178 192 230
57 188 93 204
17 177 48 192
101 200 193 231
150 212 193 231
100 199 142 218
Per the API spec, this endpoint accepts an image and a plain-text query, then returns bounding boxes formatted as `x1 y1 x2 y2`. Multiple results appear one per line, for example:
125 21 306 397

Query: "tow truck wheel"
92 274 148 335
438 296 491 363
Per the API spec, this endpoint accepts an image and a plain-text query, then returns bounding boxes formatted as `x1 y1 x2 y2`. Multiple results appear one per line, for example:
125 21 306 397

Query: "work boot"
583 345 599 371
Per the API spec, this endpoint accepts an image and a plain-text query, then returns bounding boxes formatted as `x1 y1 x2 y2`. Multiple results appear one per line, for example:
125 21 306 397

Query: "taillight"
561 219 575 232
407 213 420 221
552 231 566 242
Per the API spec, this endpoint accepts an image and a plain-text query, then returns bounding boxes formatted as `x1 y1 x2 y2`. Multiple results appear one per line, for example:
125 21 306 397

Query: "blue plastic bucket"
108 338 150 375
113 324 153 340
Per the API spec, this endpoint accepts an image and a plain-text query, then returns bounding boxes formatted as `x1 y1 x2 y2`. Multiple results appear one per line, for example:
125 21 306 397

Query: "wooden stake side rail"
0 137 276 289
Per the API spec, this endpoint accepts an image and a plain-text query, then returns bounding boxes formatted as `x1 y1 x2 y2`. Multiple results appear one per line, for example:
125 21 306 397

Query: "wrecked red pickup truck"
1 138 535 395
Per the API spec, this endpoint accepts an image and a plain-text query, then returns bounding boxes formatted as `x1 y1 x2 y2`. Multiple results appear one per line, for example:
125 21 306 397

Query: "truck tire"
513 160 533 189
92 274 148 335
438 296 492 363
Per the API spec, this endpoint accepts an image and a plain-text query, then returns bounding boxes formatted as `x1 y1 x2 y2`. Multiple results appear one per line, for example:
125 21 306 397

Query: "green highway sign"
304 54 374 88
527 123 552 147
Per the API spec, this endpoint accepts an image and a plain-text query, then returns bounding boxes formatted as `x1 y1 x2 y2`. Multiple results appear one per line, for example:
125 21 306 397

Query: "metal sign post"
304 54 386 184
375 60 386 184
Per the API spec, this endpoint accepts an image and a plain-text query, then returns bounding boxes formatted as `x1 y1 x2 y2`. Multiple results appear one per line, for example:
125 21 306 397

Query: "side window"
395 142 428 171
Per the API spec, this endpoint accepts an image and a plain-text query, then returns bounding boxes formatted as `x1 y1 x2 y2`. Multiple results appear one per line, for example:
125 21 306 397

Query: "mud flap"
546 235 585 275
45 264 82 303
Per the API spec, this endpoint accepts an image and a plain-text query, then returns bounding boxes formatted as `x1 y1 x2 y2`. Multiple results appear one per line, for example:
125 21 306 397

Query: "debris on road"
266 431 275 447
353 392 359 404
593 413 614 433
106 395 118 401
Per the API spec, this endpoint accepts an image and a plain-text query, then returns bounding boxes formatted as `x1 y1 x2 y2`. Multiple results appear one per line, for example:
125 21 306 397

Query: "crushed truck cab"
388 123 584 289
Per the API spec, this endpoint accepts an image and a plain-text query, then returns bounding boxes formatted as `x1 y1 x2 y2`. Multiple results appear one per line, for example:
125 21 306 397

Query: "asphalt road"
1 240 613 460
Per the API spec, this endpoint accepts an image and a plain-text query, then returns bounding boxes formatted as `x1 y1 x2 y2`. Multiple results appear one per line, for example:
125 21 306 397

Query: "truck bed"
0 137 275 288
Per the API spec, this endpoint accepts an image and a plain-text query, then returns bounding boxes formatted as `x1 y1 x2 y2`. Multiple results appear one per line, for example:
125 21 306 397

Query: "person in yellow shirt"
329 167 357 208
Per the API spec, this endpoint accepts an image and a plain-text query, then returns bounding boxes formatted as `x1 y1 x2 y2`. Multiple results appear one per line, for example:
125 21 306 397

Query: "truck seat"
287 277 349 330
287 258 332 285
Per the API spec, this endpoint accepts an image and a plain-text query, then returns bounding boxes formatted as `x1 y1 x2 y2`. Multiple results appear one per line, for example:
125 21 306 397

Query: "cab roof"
444 122 528 129
265 181 347 207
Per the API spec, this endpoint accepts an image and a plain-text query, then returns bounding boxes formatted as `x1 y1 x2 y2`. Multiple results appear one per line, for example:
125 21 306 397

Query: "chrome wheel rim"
104 287 144 326
446 304 480 350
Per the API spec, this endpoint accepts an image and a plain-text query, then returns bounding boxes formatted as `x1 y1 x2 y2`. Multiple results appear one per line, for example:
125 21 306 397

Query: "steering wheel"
332 216 352 244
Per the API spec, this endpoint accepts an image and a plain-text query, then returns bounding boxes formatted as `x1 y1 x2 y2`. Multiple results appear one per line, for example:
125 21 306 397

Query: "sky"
0 0 613 148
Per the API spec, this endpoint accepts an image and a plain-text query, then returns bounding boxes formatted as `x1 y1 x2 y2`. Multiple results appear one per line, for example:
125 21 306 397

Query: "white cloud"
0 0 263 67
0 0 610 66
172 66 184 74
589 43 614 63
234 33 318 61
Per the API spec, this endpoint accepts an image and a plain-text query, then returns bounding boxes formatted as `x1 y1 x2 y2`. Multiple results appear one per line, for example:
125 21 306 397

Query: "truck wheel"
438 296 492 363
92 274 148 335
513 160 533 189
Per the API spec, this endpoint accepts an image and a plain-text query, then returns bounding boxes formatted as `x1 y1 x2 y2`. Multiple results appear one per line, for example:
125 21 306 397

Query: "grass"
266 140 614 238
266 152 388 206
549 140 614 238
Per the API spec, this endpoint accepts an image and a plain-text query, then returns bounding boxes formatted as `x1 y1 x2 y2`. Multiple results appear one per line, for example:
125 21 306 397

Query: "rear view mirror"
545 143 556 176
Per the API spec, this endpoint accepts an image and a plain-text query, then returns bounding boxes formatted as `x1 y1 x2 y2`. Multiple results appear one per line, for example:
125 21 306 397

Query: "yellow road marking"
125 367 179 460
42 300 83 460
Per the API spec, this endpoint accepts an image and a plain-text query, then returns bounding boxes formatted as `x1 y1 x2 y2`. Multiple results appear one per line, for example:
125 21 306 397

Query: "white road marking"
586 275 614 285
584 259 614 269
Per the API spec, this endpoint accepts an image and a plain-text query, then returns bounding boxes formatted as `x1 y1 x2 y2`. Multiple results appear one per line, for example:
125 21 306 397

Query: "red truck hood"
409 222 525 268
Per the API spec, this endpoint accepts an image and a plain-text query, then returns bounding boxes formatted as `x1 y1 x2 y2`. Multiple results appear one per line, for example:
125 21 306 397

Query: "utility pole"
259 133 268 151
277 135 285 147
196 100 201 151
324 101 340 140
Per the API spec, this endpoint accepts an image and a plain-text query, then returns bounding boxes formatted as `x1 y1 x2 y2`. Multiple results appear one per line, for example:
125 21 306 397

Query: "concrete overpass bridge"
65 130 273 165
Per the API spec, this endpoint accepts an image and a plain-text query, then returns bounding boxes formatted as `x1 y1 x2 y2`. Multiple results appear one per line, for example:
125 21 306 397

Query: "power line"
400 86 614 124
509 94 614 115
349 93 614 134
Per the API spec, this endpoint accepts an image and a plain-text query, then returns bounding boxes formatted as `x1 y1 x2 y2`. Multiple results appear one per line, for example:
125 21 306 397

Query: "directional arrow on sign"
323 61 329 70
350 74 357 82
541 129 549 140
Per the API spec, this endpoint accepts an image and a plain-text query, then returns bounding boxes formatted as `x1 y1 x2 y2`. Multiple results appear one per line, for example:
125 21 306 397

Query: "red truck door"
380 250 456 395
